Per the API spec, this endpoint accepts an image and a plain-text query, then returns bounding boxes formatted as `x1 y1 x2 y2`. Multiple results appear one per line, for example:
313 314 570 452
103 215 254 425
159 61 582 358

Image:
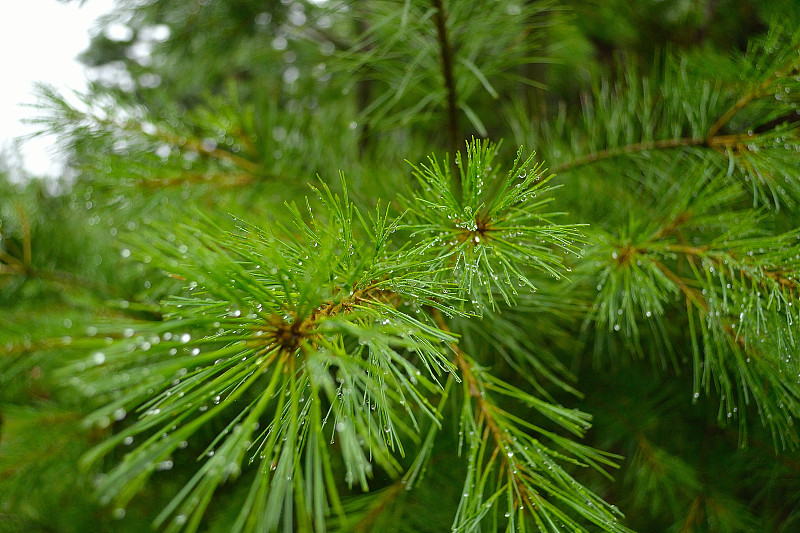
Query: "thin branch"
553 133 752 174
352 482 404 533
300 25 353 52
79 111 261 175
706 56 800 139
648 257 750 353
661 244 709 257
0 248 25 269
431 308 536 511
354 15 374 154
0 262 115 296
649 258 707 312
136 172 257 189
152 128 260 174
679 493 705 532
554 53 800 174
652 240 798 293
16 204 32 267
431 0 461 188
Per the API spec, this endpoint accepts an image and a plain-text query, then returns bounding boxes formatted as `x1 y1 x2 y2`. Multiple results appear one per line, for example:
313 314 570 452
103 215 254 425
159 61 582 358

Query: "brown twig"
706 56 800 139
431 0 461 191
352 482 405 533
0 262 113 295
136 172 257 189
16 204 32 267
431 307 537 512
555 52 800 175
153 129 260 175
553 133 753 174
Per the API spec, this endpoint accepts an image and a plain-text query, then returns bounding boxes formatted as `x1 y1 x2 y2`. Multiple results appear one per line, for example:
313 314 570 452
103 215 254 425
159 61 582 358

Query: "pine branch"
66 177 469 532
15 203 32 267
0 205 119 298
433 305 628 532
591 197 800 447
9 6 800 532
403 140 584 312
537 23 800 206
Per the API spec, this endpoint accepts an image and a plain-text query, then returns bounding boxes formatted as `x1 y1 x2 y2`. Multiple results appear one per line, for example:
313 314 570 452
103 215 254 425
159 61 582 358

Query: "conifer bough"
4 2 800 532
70 140 630 533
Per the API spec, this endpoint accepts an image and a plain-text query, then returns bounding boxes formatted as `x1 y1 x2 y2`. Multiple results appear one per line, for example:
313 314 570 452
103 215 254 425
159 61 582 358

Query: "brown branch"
300 24 353 53
649 256 752 353
553 133 754 174
431 308 536 512
653 240 797 293
252 282 386 354
0 262 112 295
92 114 261 175
679 494 705 532
352 482 404 533
154 130 260 174
662 244 709 257
616 236 794 363
1 336 77 358
0 248 25 269
762 268 798 292
136 172 257 189
355 16 374 154
431 0 461 188
706 56 800 139
652 211 693 241
634 434 662 473
554 54 800 175
649 258 708 312
554 137 703 173
15 204 32 267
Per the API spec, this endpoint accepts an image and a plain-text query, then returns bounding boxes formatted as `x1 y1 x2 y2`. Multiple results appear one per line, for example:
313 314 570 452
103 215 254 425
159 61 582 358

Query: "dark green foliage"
3 1 800 532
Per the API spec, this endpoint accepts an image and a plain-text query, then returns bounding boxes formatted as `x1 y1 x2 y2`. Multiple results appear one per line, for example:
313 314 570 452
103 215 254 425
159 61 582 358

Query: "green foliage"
402 140 584 310
3 1 800 532
44 139 619 533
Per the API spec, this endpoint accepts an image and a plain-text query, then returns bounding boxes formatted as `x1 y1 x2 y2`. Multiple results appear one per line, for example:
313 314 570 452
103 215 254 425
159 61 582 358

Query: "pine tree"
3 1 800 531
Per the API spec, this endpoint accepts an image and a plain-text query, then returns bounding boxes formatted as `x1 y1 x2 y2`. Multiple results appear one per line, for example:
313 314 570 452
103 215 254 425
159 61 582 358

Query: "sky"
0 0 116 178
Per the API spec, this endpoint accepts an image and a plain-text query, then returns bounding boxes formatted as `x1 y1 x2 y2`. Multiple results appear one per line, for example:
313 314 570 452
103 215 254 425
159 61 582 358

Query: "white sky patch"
0 0 115 179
